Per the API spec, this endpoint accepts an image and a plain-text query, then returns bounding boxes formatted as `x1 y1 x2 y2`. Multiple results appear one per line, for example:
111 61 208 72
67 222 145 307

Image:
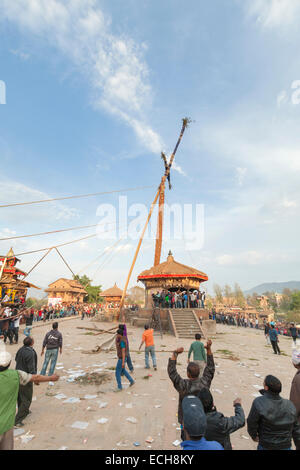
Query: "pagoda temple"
101 283 124 308
0 247 40 302
138 250 208 308
45 278 87 305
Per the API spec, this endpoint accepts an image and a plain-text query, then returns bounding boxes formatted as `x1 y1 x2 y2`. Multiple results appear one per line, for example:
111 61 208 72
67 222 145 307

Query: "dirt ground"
7 317 298 450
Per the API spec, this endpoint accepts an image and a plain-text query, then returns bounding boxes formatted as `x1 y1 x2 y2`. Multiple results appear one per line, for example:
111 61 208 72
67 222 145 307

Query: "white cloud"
0 0 163 154
0 179 80 224
235 167 247 186
276 90 288 107
245 0 300 29
10 49 30 60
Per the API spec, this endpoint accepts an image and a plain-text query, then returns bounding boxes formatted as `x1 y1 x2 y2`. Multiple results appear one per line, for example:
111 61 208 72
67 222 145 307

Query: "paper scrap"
97 418 109 424
63 397 80 404
126 417 138 424
55 394 67 400
71 421 89 430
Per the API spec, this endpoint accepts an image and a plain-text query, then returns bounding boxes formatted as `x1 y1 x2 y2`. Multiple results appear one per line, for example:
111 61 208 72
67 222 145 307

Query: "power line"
14 234 99 257
13 226 126 257
0 221 116 241
0 185 155 209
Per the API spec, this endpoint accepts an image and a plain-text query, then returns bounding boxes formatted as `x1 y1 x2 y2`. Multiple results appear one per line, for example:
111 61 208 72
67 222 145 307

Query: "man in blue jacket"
269 324 280 355
181 395 223 450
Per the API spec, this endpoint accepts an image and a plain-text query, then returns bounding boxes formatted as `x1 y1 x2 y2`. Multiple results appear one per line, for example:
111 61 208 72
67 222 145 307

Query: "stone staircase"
169 309 205 339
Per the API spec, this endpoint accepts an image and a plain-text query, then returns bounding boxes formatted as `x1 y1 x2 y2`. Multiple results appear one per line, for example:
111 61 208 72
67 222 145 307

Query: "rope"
55 247 76 278
0 221 116 241
14 234 97 257
0 185 155 209
23 248 53 280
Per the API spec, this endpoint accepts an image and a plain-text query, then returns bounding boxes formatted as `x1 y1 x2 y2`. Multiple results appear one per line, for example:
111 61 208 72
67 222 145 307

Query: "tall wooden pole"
154 181 165 266
154 118 190 266
118 118 191 321
119 187 161 320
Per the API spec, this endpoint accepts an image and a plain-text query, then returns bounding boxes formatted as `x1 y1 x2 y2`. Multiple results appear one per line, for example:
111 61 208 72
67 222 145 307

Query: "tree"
290 291 300 311
234 283 245 307
73 275 102 303
223 285 233 306
279 288 293 312
127 286 145 306
247 293 260 309
213 284 223 303
25 297 47 309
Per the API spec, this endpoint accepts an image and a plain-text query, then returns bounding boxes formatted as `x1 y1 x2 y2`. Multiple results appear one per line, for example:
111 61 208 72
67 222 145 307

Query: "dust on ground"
8 318 298 450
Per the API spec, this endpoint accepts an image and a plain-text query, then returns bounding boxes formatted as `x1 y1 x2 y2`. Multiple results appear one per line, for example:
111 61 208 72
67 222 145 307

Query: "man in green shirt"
0 350 59 450
188 334 207 376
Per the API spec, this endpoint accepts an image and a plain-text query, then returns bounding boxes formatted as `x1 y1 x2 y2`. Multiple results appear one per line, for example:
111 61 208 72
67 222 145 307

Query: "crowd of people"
152 289 206 309
1 295 300 451
114 324 300 451
214 311 299 339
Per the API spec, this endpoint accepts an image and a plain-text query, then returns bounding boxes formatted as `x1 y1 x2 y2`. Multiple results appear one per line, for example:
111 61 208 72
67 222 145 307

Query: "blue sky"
0 0 300 295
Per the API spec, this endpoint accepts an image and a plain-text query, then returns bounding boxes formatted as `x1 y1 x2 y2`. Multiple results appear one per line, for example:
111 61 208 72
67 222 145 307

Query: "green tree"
279 288 293 312
73 275 102 303
290 291 300 311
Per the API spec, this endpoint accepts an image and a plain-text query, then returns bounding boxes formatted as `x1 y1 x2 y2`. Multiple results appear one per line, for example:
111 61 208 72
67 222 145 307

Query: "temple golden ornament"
0 247 40 302
138 250 208 308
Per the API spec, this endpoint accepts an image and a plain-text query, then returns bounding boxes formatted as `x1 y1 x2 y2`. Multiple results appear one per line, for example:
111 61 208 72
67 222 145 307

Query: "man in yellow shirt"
139 324 157 370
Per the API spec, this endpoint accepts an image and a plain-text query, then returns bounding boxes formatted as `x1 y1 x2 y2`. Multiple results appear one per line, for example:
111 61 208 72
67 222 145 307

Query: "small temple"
0 247 40 302
138 250 208 308
45 278 87 305
101 283 124 308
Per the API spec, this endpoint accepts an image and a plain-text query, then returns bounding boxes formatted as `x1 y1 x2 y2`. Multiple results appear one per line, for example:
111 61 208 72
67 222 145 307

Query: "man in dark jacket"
15 336 38 426
168 340 214 440
247 375 300 450
40 322 62 376
197 388 245 450
290 350 300 423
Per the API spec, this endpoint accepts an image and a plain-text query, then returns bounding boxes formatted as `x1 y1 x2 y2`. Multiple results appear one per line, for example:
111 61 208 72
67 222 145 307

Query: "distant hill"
244 281 300 296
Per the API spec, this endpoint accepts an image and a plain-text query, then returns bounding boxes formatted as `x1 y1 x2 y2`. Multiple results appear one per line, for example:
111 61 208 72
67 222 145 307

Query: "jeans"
41 348 59 376
115 358 134 389
145 345 157 368
126 352 134 372
24 326 32 337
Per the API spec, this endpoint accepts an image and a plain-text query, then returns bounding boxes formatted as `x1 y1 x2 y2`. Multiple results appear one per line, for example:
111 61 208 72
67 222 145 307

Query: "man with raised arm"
168 340 215 440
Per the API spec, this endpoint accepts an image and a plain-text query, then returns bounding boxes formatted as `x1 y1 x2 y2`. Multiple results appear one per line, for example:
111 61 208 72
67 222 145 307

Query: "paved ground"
7 317 298 450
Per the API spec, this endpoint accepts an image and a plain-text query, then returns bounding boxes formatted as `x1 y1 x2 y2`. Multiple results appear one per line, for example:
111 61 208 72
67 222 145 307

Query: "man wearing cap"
181 395 223 450
247 375 300 450
290 350 300 423
168 340 215 440
0 350 59 450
